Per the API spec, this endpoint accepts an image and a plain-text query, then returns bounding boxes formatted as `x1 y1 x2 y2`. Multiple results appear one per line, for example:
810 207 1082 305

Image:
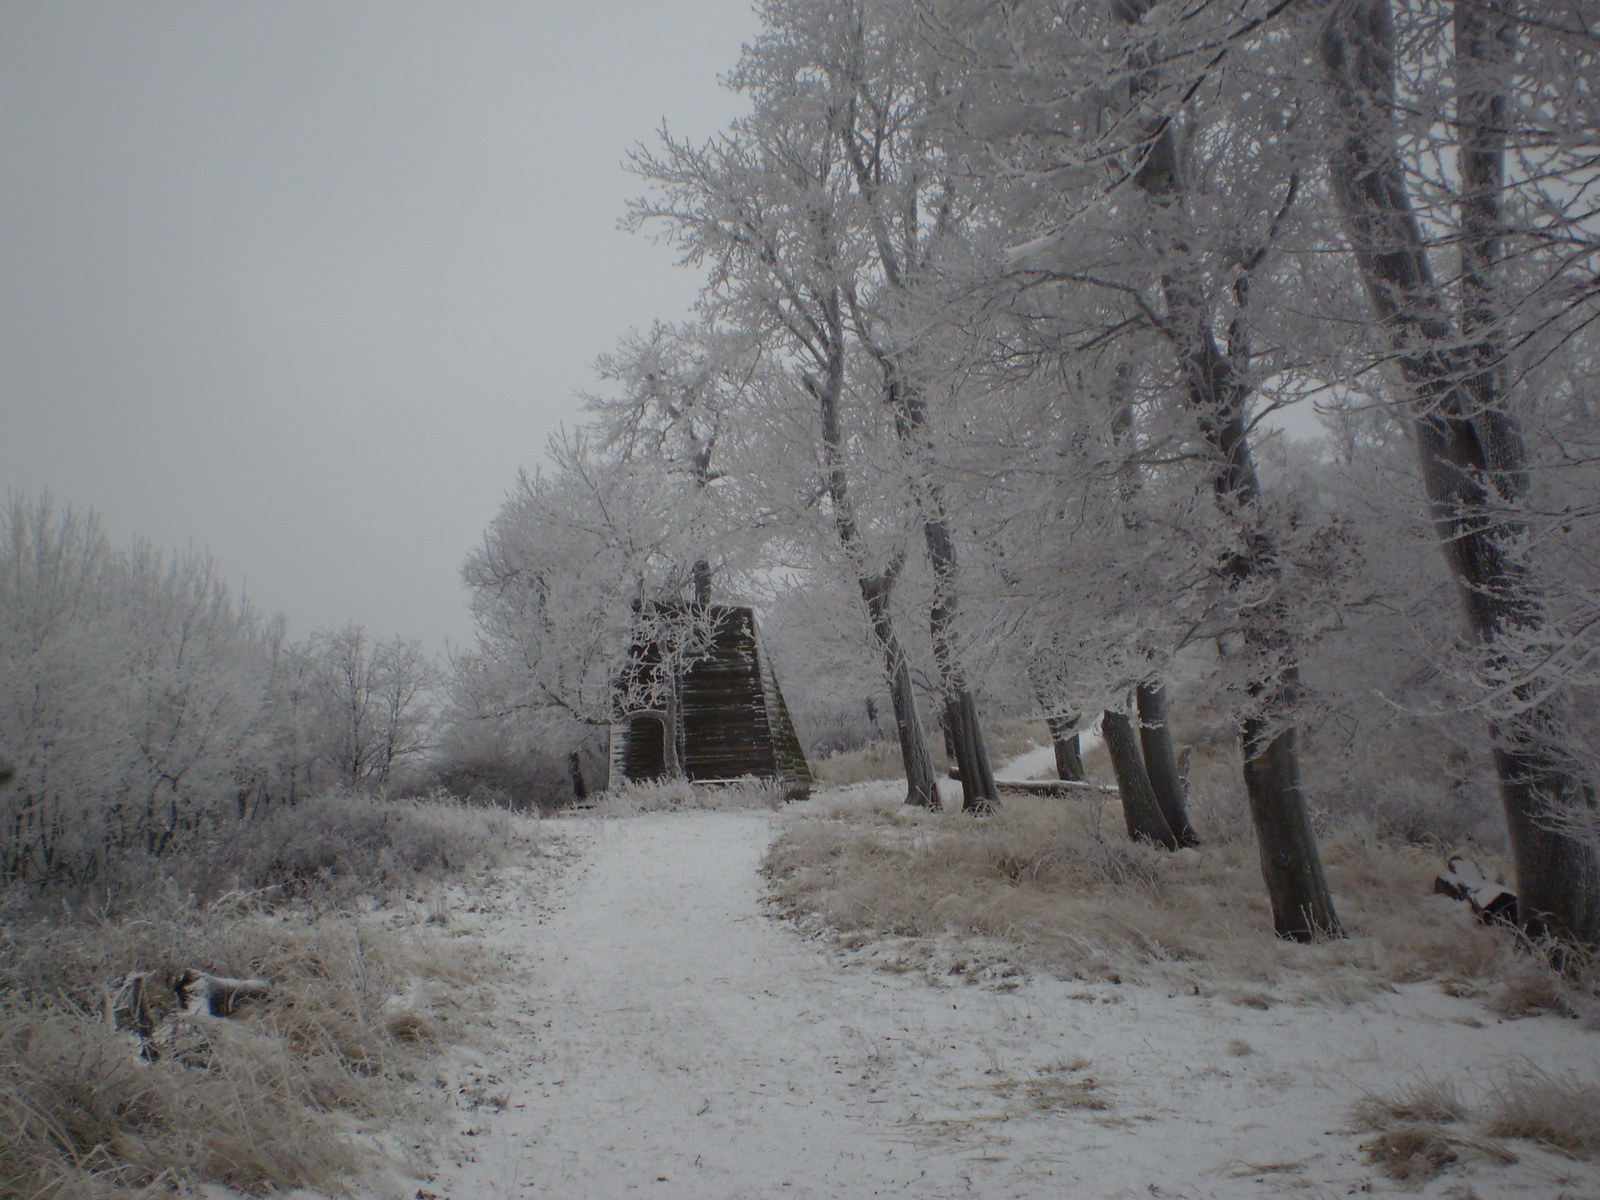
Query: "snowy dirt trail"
434 811 1598 1200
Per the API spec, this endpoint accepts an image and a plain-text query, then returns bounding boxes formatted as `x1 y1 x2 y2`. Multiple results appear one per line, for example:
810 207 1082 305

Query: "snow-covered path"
434 811 1597 1200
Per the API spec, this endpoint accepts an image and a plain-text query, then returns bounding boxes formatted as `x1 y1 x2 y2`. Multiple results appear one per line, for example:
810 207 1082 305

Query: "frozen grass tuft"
766 790 1540 995
1350 1065 1599 1183
1482 1066 1600 1155
1360 1123 1460 1181
1 898 493 1198
995 1065 1110 1114
1350 1077 1470 1129
586 776 788 816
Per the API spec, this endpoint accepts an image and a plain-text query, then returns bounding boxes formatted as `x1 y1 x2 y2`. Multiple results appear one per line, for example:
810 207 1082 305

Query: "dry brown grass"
1350 1077 1471 1129
765 789 1530 995
1349 1066 1598 1184
585 776 789 816
1482 1067 1600 1155
0 897 496 1200
1361 1124 1462 1181
993 1060 1110 1114
811 740 918 786
0 800 542 1199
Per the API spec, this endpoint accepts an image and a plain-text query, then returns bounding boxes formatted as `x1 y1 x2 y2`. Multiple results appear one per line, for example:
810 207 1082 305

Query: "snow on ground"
995 729 1103 781
429 807 1598 1200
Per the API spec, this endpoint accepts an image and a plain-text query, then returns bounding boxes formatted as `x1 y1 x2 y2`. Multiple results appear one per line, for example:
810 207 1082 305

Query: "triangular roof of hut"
609 603 811 795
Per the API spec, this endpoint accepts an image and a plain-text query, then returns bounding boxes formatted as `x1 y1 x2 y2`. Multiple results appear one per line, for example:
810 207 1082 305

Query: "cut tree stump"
106 968 273 1061
175 969 273 1016
1434 856 1518 927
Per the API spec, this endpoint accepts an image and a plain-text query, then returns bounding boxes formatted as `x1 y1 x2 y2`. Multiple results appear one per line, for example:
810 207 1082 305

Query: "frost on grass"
1350 1066 1600 1183
0 795 543 1199
764 790 1536 996
1482 1066 1600 1155
585 775 788 816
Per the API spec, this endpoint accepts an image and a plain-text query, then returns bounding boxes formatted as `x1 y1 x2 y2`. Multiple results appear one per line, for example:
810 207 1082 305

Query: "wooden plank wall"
610 604 811 794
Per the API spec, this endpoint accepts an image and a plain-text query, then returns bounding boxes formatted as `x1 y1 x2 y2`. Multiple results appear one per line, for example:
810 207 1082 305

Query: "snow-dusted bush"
187 791 528 900
0 498 272 888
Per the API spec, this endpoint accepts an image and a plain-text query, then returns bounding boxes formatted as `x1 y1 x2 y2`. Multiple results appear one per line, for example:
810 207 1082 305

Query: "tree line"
457 0 1599 947
0 497 438 889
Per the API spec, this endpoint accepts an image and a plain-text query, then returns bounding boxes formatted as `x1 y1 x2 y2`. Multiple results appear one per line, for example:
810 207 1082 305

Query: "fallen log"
950 769 1118 796
1434 855 1518 927
998 778 1118 796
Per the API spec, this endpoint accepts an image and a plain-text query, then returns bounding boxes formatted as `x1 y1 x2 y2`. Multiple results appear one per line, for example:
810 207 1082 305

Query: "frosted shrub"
191 792 530 899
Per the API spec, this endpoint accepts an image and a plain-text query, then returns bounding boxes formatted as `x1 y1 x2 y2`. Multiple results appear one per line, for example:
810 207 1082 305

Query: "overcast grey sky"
1 1 756 652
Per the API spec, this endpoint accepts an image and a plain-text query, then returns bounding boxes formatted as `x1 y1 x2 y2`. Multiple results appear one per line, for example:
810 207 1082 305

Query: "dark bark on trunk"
923 507 999 813
862 574 940 808
1104 1 1340 935
1114 32 1341 936
567 750 589 801
945 691 998 814
841 96 996 813
811 309 939 810
1242 690 1339 940
1102 710 1180 849
1320 0 1600 946
1047 714 1086 782
692 558 712 608
1136 681 1199 846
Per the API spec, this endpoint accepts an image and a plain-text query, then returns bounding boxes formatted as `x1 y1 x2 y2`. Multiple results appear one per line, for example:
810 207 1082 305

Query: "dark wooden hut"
608 604 812 796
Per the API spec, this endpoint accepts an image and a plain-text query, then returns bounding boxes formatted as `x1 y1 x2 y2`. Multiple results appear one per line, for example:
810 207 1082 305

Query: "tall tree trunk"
1113 2 1342 937
1047 714 1086 782
1102 710 1179 849
1320 0 1600 946
839 90 998 814
1241 669 1337 938
862 574 940 808
1136 681 1199 846
811 308 940 810
1105 356 1189 833
924 508 999 813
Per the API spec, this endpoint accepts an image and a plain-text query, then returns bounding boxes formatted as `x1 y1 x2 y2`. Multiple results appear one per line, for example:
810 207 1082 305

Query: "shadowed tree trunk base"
947 690 999 814
861 575 938 809
1048 714 1085 783
1103 710 1179 850
1492 717 1600 948
1136 682 1199 847
1241 717 1343 942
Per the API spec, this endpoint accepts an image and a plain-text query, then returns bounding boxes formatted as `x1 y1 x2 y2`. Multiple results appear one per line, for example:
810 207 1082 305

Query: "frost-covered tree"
628 41 946 806
308 624 440 793
917 0 1348 935
460 430 722 778
587 320 765 607
0 497 270 883
1317 0 1600 945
